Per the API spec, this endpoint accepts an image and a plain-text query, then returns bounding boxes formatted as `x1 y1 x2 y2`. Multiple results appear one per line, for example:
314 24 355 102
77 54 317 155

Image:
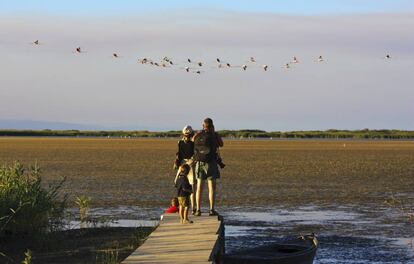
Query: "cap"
182 125 193 135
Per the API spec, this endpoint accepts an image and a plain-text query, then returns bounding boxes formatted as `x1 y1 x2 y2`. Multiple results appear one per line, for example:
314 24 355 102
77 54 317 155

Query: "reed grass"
0 161 66 237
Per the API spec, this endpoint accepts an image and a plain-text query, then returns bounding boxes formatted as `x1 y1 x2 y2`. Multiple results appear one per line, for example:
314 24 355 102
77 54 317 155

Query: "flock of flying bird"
30 40 393 75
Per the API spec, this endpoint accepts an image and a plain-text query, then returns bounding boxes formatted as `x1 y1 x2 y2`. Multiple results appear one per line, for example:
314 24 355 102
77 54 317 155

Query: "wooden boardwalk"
122 213 225 264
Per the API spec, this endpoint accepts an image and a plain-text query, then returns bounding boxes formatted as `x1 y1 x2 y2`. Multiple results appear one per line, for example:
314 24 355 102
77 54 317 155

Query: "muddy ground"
0 138 413 208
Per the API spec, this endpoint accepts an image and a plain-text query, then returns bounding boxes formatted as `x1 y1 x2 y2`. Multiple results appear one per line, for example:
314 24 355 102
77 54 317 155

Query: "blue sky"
2 0 414 16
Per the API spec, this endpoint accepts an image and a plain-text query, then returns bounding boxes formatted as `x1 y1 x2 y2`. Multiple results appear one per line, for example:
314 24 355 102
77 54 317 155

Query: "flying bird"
292 56 299 63
187 58 192 63
32 40 40 45
262 65 268 71
226 63 231 68
284 63 290 69
317 55 324 62
75 47 82 53
241 65 247 71
185 66 190 72
385 54 391 59
216 58 221 63
139 58 149 64
250 57 256 63
113 53 119 58
197 62 203 67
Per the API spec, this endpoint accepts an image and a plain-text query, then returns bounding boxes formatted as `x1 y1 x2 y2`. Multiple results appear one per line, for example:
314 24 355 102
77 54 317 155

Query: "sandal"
209 209 218 216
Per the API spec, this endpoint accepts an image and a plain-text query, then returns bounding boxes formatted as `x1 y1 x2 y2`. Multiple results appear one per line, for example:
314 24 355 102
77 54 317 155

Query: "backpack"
194 131 215 162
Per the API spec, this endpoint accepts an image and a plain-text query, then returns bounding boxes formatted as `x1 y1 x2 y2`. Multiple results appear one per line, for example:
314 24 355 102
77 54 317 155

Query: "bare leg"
179 205 184 223
184 207 189 223
196 179 203 211
190 184 196 212
208 179 216 211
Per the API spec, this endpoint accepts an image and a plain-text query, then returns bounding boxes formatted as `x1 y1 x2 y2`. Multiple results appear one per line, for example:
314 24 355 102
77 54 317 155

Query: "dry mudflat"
1 137 413 208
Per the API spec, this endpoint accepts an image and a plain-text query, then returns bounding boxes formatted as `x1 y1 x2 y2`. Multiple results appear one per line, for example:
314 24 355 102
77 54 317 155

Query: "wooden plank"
122 214 224 264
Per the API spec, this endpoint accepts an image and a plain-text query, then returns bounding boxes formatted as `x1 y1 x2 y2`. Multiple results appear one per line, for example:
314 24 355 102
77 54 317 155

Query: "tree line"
1 129 414 139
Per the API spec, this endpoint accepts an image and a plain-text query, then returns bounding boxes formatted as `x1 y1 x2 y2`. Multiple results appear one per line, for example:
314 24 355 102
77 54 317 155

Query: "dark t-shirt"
176 140 194 163
175 174 192 197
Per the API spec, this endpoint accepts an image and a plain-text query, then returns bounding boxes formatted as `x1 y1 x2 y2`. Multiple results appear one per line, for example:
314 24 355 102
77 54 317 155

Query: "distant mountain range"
0 119 109 130
0 119 169 131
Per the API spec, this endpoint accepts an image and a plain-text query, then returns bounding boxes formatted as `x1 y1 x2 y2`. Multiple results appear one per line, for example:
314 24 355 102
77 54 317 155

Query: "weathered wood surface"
122 213 224 264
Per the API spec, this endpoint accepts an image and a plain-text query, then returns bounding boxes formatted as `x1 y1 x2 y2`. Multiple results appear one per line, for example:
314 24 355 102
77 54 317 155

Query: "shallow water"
65 205 414 263
222 206 414 264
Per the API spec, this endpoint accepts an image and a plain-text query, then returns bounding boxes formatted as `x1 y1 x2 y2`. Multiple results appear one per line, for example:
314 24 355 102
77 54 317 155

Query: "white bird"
317 55 324 62
292 56 299 63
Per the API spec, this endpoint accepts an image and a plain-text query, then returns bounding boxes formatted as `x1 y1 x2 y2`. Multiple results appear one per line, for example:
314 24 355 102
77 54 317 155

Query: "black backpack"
194 131 215 162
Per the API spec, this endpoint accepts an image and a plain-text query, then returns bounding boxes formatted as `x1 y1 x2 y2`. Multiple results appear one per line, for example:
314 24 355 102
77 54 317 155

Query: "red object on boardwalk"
165 205 178 214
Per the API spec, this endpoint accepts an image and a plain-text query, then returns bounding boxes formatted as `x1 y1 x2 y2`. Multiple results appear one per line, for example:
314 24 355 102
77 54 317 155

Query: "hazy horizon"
1 1 414 131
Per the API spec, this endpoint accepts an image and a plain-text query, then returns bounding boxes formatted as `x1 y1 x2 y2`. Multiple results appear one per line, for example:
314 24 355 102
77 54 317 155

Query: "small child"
165 197 179 214
175 164 193 224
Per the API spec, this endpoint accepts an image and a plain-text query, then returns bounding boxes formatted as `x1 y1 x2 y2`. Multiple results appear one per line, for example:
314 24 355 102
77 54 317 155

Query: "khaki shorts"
178 196 190 208
174 159 196 185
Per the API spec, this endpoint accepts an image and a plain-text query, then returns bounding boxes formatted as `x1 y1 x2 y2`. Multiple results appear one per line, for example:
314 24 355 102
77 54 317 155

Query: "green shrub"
0 161 66 237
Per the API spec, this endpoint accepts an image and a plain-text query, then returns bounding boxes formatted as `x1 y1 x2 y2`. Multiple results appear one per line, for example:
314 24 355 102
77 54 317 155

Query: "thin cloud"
0 11 413 130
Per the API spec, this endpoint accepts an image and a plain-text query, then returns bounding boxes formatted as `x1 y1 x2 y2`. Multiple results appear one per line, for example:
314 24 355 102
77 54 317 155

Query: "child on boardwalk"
165 197 179 214
175 164 193 224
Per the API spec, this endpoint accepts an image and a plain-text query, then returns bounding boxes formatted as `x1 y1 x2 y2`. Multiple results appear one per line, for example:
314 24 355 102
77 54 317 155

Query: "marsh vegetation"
1 138 413 208
1 138 413 263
